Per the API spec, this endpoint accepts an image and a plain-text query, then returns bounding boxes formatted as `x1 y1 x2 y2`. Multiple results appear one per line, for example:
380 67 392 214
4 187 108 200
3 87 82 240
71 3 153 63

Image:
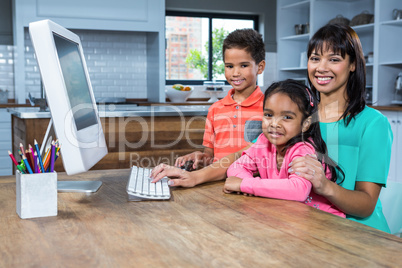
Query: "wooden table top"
1 169 401 267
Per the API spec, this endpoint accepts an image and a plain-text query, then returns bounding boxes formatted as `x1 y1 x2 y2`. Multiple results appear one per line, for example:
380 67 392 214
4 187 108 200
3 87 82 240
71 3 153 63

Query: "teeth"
317 77 331 81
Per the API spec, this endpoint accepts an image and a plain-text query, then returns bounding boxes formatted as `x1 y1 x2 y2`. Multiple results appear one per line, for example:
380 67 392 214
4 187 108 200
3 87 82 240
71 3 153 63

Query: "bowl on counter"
165 85 193 103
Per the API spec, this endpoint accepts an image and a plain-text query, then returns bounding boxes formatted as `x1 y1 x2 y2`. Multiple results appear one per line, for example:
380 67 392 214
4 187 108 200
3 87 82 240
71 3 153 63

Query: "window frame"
165 11 259 85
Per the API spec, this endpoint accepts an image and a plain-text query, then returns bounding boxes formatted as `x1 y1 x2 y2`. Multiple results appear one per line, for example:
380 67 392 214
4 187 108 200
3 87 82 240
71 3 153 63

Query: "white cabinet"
382 110 402 183
277 0 402 106
0 109 12 176
12 0 166 103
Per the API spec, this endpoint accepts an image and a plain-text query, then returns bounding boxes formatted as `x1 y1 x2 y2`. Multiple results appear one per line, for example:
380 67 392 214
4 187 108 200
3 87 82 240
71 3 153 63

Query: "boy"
175 28 266 170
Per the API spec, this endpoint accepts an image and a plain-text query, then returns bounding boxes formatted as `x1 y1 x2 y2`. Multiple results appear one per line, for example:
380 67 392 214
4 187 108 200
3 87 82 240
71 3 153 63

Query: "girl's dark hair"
307 23 366 126
264 79 344 183
222 28 265 64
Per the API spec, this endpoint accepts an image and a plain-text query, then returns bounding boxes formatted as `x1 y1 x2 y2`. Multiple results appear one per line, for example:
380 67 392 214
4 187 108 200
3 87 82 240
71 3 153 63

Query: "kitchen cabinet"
277 0 402 106
12 0 166 103
382 110 402 183
0 109 12 175
9 105 209 172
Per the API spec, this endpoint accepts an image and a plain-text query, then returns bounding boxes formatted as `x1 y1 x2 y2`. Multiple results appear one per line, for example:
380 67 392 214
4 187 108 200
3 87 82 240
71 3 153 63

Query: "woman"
287 23 392 232
151 24 392 232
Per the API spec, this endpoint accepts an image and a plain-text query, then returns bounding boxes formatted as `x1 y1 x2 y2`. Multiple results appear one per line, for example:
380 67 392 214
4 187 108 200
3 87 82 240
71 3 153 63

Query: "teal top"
320 106 393 233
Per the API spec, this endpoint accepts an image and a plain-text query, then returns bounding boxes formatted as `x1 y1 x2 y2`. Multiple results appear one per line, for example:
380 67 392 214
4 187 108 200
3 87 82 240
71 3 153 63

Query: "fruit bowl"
165 85 193 103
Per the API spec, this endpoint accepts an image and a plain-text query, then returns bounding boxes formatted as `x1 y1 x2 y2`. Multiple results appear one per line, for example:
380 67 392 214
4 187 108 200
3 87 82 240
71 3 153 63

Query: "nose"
270 117 281 128
316 59 328 73
232 66 241 76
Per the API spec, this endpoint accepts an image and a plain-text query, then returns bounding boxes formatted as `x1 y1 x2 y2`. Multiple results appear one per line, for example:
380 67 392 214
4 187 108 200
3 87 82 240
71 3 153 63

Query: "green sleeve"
356 114 393 186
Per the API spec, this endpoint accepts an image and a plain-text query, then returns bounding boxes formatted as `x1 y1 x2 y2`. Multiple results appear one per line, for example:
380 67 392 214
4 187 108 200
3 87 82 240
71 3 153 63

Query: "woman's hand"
150 163 197 187
288 154 333 197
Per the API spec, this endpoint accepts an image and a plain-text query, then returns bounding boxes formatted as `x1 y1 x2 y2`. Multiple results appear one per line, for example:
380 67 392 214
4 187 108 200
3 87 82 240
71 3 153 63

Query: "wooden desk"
1 169 401 267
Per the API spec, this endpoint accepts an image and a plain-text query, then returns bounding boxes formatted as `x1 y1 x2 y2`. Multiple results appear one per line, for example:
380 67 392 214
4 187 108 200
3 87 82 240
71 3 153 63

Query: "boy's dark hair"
264 79 344 183
307 23 366 126
222 28 265 64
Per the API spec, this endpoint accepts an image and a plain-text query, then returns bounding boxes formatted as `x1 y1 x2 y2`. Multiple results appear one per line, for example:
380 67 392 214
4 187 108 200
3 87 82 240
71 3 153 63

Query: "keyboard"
126 166 171 200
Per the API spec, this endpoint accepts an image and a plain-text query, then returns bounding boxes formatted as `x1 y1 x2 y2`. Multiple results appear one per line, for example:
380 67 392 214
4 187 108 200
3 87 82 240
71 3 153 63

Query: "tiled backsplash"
24 29 148 100
0 45 14 99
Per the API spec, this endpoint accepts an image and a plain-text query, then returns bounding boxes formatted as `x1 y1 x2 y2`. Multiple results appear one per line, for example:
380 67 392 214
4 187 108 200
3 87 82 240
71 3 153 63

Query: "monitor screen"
53 34 98 131
29 19 108 177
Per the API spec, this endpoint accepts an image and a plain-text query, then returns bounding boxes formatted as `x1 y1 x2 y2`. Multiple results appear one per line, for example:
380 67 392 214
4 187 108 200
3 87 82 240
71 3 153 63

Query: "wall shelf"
277 0 402 106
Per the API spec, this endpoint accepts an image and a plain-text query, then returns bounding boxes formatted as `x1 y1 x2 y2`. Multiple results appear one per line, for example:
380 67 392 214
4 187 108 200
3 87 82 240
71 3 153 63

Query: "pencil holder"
16 170 57 219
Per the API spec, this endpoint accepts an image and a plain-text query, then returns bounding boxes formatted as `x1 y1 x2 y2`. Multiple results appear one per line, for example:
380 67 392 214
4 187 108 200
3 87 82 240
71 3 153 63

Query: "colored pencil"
16 164 26 174
50 141 55 172
43 148 51 171
22 155 33 174
8 150 19 166
33 151 39 173
34 139 45 173
26 149 34 170
19 143 26 158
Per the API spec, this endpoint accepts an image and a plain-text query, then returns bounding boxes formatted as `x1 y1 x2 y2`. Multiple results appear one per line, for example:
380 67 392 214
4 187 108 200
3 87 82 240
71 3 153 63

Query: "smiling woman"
289 23 393 233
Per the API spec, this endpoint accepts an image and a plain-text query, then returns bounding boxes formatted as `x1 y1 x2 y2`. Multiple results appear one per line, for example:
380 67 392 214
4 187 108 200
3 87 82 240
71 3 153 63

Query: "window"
165 11 258 85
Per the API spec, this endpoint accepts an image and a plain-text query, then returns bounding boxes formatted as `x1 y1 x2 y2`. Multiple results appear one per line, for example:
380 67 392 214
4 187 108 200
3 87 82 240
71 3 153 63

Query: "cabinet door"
382 111 400 182
0 109 12 175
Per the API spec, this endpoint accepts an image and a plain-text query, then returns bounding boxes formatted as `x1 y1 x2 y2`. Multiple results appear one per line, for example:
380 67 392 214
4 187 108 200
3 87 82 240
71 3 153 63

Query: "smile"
232 79 244 86
268 131 283 138
316 76 332 85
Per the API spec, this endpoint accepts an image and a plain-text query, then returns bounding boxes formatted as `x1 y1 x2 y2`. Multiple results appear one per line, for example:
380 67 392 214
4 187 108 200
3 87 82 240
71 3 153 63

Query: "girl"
224 79 345 217
288 24 392 232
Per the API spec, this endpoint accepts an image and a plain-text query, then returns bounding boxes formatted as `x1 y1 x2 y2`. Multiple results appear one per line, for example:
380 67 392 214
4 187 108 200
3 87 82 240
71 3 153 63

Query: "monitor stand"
41 119 102 193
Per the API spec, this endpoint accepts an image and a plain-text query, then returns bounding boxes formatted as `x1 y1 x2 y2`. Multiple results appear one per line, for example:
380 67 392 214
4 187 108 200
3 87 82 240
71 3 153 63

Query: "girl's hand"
288 154 331 196
150 163 197 187
223 176 243 194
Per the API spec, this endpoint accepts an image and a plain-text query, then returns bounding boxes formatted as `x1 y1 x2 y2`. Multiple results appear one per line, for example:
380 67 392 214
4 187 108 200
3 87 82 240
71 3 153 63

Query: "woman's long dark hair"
307 23 366 126
264 79 344 183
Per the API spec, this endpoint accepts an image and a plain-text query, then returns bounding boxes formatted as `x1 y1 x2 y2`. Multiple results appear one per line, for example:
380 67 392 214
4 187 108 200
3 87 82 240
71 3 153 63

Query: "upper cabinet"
277 0 402 106
14 0 164 32
12 0 166 103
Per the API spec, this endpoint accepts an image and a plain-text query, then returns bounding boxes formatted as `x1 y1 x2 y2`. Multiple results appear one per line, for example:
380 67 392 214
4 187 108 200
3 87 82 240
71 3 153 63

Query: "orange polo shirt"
202 86 264 161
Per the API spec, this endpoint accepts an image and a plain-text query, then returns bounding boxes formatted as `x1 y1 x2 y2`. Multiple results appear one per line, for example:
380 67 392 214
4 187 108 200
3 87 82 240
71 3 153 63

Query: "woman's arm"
289 155 381 217
150 145 250 187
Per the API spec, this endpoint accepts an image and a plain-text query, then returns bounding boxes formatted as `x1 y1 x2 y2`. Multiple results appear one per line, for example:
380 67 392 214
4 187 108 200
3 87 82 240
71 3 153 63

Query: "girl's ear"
302 116 312 132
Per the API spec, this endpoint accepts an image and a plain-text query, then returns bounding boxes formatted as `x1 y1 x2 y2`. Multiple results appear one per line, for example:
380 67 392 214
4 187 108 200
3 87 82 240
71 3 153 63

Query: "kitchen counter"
9 104 209 172
8 104 211 119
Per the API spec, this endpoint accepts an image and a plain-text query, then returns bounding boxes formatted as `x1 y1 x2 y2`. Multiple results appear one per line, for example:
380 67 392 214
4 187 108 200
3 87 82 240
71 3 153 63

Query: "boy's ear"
302 116 312 132
257 60 266 74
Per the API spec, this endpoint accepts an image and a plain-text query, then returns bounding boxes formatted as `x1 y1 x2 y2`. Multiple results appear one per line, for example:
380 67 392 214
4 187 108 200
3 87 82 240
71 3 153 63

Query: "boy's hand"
223 176 243 194
175 150 213 170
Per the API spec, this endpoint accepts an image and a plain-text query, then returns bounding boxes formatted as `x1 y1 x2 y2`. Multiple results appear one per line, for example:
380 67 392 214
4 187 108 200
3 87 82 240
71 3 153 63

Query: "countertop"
8 104 211 119
7 104 402 119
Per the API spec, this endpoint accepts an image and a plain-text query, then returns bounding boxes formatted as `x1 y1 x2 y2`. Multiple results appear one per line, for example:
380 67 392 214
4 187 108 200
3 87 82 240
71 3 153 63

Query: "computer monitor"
29 19 108 192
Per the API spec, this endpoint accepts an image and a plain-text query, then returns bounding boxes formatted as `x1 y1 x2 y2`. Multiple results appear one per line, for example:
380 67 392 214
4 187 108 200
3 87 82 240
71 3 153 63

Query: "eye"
225 65 233 69
241 64 249 68
264 113 273 118
330 57 341 62
283 115 293 120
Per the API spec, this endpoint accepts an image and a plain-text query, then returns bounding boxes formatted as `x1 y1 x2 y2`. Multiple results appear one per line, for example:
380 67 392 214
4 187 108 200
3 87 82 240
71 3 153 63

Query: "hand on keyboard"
126 166 171 200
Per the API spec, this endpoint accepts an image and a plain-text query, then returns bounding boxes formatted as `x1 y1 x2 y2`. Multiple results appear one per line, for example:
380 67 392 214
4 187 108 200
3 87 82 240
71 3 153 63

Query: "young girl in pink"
224 79 345 217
